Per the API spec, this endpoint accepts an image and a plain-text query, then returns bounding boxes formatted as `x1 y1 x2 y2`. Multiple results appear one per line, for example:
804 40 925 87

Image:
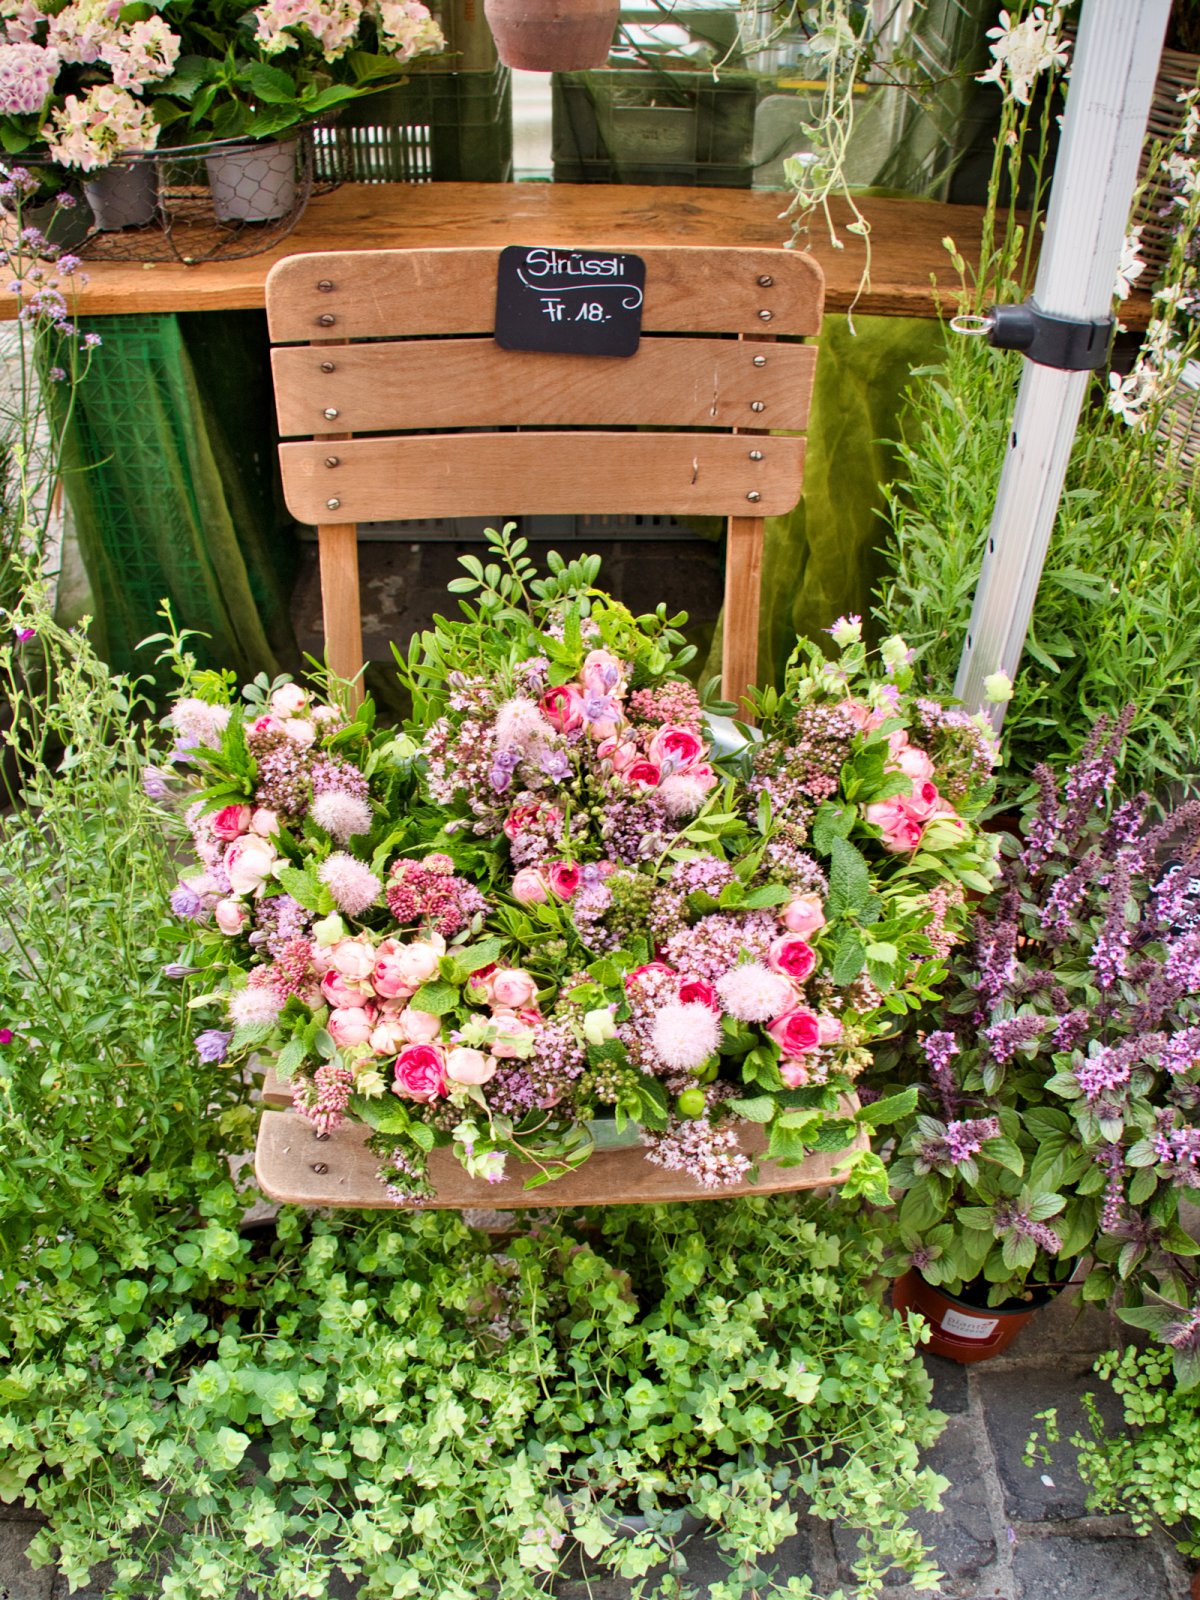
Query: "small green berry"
676 1089 706 1119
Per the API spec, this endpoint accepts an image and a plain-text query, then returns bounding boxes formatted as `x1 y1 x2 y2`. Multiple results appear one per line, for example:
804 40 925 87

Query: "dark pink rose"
547 860 581 900
539 685 585 734
211 804 252 841
503 801 560 842
906 780 941 821
767 935 818 984
766 1007 822 1058
623 760 661 791
625 961 677 991
392 1043 447 1102
678 976 720 1012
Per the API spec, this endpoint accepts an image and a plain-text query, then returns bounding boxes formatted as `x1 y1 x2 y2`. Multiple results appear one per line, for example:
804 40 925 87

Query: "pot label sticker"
494 245 646 357
941 1308 999 1339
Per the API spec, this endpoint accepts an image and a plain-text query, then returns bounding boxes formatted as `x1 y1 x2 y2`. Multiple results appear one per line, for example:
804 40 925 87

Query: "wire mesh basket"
3 128 321 265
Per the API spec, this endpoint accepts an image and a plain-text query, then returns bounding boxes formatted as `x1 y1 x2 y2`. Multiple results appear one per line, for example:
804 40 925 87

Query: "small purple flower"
82 330 101 350
169 883 205 920
194 1029 232 1064
46 365 65 382
540 750 570 780
163 962 200 978
141 766 170 798
13 625 33 641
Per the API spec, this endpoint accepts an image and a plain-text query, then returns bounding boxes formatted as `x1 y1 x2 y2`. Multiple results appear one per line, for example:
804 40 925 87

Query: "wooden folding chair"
257 242 848 1209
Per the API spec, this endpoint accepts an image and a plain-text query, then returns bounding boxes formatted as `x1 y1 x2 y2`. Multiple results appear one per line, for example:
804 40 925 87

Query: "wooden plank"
281 431 805 523
316 522 365 696
722 514 766 714
271 337 816 437
254 1101 868 1209
266 245 824 342
12 188 1119 326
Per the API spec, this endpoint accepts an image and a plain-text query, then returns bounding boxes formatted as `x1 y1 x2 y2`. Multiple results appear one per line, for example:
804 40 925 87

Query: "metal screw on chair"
326 497 341 510
746 491 762 502
323 407 339 420
320 361 335 373
749 449 764 461
757 274 774 287
325 456 340 468
758 310 773 322
753 355 767 367
317 313 336 327
311 1161 329 1174
317 279 334 292
750 401 765 413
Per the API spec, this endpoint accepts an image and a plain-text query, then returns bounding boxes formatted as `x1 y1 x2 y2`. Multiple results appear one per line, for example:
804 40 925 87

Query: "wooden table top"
5 181 1153 326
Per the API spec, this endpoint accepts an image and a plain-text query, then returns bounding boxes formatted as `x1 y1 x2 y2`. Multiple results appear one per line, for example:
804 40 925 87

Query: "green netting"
53 310 300 687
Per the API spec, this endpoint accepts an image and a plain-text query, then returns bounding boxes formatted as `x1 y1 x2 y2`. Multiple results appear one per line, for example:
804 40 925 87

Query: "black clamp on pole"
950 300 1115 371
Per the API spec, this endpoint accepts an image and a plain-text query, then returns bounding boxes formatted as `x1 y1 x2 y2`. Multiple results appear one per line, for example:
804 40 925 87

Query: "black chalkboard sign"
494 245 646 357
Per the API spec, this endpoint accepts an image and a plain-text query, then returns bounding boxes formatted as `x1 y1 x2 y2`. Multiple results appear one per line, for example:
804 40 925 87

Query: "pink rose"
393 941 444 990
625 961 677 990
328 1005 377 1048
581 648 625 699
865 796 924 854
886 728 909 759
270 683 308 717
648 724 706 773
906 780 941 822
211 804 252 841
780 1058 817 1089
624 760 661 791
597 736 639 772
895 744 935 784
322 970 371 1010
781 893 826 939
282 718 316 748
488 1008 536 1059
767 935 818 984
504 801 560 842
546 860 581 900
225 834 277 896
373 939 417 999
837 698 888 733
214 897 247 936
392 1043 447 1101
445 1046 497 1086
330 937 377 982
767 1007 823 1058
818 1014 843 1045
539 685 585 734
490 968 539 1009
678 976 720 1012
511 867 549 904
465 963 497 1002
399 1006 442 1044
250 808 279 837
250 714 283 739
369 1016 408 1055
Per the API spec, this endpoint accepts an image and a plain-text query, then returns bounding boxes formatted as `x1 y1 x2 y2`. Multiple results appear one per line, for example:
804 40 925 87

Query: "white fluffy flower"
169 696 231 748
715 963 795 1023
318 852 382 917
311 790 373 843
977 7 1069 107
494 696 556 754
650 1001 721 1073
228 979 284 1028
656 772 711 820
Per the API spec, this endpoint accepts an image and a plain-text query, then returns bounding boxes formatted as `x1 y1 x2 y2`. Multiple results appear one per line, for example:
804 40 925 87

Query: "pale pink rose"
225 833 277 895
321 970 371 1010
311 704 340 725
250 714 283 738
678 976 720 1012
648 724 706 773
781 893 826 939
767 935 818 984
328 1005 377 1048
546 861 581 900
399 1006 442 1044
766 1006 822 1057
837 698 887 733
445 1046 497 1086
369 1016 408 1055
895 744 935 784
588 713 621 742
865 796 924 853
906 780 942 822
581 648 625 699
270 683 309 717
329 937 376 982
539 685 585 734
392 1043 447 1101
517 1005 543 1027
214 897 247 936
511 867 549 904
281 718 316 748
389 940 444 992
623 760 661 791
780 1058 817 1088
597 736 639 772
373 938 417 999
488 1008 536 1059
818 1014 843 1045
886 728 909 759
490 968 539 1009
250 808 279 837
211 804 252 842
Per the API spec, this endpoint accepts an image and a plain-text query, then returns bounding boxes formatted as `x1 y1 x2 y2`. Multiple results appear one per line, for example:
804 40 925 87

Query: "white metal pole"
954 0 1172 725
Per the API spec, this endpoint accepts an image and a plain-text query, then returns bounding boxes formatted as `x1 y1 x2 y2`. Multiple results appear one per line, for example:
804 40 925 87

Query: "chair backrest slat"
271 338 817 437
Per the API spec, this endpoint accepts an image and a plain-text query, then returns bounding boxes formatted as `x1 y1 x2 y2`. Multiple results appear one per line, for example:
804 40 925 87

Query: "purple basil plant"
874 712 1200 1359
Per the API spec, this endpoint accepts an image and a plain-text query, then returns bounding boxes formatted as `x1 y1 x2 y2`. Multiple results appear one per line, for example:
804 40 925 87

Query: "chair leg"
722 514 765 719
317 521 365 705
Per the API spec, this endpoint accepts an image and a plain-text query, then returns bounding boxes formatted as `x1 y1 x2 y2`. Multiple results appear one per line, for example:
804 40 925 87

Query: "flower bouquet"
162 527 999 1203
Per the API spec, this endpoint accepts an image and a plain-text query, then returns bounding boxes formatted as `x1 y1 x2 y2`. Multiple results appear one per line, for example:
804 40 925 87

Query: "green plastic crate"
551 66 759 187
314 64 513 184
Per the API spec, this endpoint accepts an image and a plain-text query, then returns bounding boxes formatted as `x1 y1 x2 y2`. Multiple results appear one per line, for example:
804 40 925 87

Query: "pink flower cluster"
861 722 962 855
385 853 488 937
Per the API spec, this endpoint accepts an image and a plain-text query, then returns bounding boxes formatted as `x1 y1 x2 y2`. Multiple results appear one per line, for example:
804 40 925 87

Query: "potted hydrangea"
159 528 1002 1205
876 711 1200 1361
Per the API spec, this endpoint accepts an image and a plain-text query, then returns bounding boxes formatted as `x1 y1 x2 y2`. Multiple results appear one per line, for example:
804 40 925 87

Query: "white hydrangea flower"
0 42 58 117
977 6 1070 107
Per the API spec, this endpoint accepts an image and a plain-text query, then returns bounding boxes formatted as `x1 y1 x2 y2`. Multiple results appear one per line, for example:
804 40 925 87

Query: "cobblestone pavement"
0 1289 1190 1600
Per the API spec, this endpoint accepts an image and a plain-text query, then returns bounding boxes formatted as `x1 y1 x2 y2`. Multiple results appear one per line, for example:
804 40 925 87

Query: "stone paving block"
921 1349 970 1415
1010 1532 1170 1599
992 1288 1122 1365
977 1363 1123 1523
833 1417 996 1590
0 1521 54 1600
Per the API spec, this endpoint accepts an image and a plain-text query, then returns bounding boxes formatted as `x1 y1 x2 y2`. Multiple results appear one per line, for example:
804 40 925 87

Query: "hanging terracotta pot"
892 1269 1062 1365
482 0 618 71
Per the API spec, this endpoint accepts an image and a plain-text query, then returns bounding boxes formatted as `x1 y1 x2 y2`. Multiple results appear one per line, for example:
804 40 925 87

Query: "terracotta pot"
892 1269 1059 1365
482 0 618 70
1190 1566 1200 1600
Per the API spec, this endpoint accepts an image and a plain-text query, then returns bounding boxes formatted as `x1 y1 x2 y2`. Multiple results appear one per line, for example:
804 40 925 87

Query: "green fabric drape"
57 310 299 687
